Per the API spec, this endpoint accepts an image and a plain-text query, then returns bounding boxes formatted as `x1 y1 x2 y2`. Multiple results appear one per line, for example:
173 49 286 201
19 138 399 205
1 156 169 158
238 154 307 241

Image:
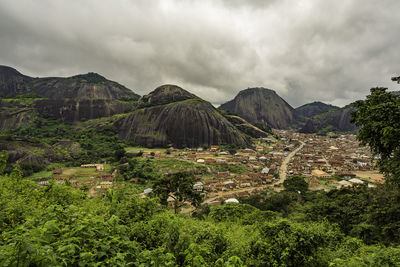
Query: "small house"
261 167 270 174
196 159 205 164
225 198 239 204
53 168 62 175
193 182 204 192
349 178 364 185
210 145 220 152
143 188 153 194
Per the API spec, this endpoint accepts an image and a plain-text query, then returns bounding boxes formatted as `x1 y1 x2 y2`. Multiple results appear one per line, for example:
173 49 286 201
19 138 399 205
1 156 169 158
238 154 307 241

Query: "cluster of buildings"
276 130 383 190
37 164 115 195
137 141 298 204
286 134 373 175
38 130 384 204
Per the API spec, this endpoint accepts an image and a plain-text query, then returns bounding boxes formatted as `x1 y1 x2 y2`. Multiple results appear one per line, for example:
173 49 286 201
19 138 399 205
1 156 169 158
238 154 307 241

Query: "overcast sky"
1 0 399 107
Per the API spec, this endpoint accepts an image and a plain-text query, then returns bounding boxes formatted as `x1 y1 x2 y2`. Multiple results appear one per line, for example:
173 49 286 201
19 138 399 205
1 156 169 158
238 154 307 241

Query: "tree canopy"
352 86 400 186
283 175 308 193
153 171 203 214
391 76 400 84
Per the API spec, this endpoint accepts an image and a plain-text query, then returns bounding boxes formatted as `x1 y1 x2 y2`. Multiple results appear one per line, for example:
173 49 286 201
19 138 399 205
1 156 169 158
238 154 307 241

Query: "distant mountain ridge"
0 65 269 148
0 65 365 140
218 86 362 134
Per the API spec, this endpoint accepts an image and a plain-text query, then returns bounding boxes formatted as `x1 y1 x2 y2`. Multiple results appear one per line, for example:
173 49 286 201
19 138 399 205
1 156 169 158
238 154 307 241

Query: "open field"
28 164 112 181
28 170 53 180
354 170 384 180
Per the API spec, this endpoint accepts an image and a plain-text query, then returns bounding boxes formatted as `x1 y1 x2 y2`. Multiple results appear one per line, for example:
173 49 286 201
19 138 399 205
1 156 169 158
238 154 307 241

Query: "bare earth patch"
63 169 77 175
353 170 384 180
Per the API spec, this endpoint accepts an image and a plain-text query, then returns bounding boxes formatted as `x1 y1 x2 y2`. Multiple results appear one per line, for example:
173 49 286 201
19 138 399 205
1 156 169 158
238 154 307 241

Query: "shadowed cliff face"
0 66 140 128
220 88 295 129
34 99 136 123
31 74 139 100
300 106 358 133
0 66 34 97
0 107 36 130
115 85 251 148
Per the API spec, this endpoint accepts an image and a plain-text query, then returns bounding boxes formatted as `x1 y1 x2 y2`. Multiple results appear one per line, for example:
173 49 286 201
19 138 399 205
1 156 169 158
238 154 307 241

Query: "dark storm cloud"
0 0 399 107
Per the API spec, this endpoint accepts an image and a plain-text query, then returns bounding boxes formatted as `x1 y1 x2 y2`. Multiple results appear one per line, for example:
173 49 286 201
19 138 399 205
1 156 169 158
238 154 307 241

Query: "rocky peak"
0 65 25 77
138 84 198 107
0 65 33 97
237 87 276 98
220 87 294 129
295 101 339 119
71 72 108 83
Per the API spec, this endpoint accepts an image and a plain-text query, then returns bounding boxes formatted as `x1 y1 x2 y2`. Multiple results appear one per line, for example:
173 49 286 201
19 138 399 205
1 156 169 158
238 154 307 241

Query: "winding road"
274 141 305 185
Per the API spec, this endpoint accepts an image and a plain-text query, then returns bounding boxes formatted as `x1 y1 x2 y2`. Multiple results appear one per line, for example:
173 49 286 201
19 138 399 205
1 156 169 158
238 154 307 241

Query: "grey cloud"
0 0 399 107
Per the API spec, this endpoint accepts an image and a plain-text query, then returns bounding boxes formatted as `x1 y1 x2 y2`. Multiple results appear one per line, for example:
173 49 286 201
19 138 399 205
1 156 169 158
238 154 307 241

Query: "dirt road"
275 141 305 185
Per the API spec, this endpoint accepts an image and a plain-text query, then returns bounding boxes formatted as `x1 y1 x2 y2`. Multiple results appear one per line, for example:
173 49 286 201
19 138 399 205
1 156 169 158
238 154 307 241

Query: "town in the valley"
36 130 384 209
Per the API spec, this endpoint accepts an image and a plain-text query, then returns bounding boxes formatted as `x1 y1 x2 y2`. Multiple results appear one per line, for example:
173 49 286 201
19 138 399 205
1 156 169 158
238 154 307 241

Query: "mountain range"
219 87 357 134
1 65 362 148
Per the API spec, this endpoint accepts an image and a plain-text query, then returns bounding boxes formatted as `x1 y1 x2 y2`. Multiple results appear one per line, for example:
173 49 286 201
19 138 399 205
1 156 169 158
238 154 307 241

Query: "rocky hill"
299 105 358 134
295 101 339 119
0 65 139 100
114 85 251 148
292 101 340 128
137 84 197 107
220 88 295 129
224 115 270 138
0 66 35 97
0 66 139 128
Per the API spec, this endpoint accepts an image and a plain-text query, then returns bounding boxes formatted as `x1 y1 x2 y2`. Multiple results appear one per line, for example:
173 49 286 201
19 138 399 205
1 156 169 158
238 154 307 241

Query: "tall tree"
283 176 308 193
351 85 400 186
153 172 203 214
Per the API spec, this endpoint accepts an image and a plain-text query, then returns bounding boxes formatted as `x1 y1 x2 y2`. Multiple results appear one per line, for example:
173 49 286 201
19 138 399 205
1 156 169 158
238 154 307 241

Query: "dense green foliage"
283 176 308 193
1 153 399 266
4 119 126 165
242 186 400 246
118 159 161 182
213 164 247 174
0 150 7 174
